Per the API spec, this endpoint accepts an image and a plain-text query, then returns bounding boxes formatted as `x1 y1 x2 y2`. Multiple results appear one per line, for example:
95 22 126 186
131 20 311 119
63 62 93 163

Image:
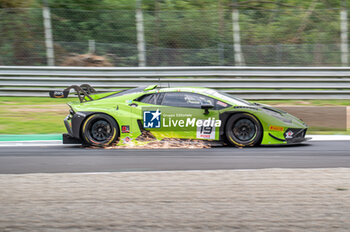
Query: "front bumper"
286 136 311 144
284 128 307 144
268 128 309 144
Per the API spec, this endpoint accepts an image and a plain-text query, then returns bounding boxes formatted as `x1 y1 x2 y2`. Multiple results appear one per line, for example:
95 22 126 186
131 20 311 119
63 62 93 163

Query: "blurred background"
0 0 350 135
1 3 349 231
0 0 349 67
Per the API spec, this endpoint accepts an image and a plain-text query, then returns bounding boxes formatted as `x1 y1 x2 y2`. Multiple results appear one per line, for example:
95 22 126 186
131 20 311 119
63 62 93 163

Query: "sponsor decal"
196 124 215 139
142 108 221 129
163 117 221 128
217 101 228 107
54 91 64 97
122 136 132 144
285 130 294 139
269 125 284 132
49 90 69 98
121 125 130 133
143 109 161 128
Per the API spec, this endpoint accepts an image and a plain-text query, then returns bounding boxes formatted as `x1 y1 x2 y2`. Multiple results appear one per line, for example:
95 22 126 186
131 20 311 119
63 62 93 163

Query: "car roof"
104 86 218 100
152 87 216 96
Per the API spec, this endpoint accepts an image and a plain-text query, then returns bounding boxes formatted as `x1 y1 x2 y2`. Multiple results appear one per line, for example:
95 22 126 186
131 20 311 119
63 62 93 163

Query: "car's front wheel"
225 113 262 147
81 114 119 146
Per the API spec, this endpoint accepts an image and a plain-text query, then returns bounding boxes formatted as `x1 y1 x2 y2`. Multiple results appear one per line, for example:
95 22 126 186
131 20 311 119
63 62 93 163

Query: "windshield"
213 91 252 106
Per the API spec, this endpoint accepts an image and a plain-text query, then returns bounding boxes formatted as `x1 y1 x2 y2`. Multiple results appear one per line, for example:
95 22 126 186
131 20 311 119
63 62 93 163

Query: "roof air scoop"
144 85 158 91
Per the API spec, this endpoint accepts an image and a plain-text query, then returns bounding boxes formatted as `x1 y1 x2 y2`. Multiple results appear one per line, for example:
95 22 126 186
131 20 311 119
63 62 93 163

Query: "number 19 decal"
196 125 215 139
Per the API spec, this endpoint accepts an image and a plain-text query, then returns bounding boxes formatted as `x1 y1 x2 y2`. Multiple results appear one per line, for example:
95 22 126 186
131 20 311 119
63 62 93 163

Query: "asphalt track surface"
0 141 350 174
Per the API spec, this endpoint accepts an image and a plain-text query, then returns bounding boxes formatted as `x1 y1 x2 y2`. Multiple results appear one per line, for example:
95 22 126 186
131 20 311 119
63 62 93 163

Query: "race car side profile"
49 84 309 147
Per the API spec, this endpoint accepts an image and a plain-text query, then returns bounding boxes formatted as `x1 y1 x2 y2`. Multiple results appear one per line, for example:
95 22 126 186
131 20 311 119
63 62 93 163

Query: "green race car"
50 84 309 147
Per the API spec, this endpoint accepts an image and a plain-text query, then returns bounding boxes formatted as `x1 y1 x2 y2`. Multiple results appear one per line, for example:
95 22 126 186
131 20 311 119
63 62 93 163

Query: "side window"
136 93 162 105
137 94 153 103
161 92 215 109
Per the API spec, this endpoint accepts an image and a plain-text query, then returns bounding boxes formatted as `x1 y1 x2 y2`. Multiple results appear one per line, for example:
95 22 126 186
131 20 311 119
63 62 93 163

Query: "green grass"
0 97 72 105
0 97 349 135
0 97 71 134
0 112 67 134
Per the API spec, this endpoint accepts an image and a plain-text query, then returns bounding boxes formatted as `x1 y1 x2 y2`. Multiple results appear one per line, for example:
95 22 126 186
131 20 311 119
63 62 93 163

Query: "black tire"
225 113 262 147
81 114 119 146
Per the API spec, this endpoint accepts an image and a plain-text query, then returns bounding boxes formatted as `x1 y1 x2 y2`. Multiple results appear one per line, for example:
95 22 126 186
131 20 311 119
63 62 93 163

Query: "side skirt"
63 133 83 144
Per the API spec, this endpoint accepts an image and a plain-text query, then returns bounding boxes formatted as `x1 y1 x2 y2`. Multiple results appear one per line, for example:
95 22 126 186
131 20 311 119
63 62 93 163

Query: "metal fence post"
88 40 96 54
340 1 348 66
42 0 55 66
232 1 244 66
136 0 146 67
218 43 224 65
218 0 225 65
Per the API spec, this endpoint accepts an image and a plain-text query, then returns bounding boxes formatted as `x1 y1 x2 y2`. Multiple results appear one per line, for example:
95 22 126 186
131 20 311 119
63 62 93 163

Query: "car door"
153 92 221 140
132 92 163 134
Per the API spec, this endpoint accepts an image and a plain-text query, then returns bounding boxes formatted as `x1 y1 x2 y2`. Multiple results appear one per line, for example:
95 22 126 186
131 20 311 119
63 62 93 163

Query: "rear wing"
49 84 97 103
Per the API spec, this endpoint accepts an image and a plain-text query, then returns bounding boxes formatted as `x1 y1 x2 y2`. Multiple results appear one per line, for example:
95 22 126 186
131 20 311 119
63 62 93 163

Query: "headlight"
262 108 292 124
279 117 292 124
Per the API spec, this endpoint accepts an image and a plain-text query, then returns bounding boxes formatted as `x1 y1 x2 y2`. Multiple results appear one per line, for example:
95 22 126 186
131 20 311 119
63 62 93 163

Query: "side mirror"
201 104 214 115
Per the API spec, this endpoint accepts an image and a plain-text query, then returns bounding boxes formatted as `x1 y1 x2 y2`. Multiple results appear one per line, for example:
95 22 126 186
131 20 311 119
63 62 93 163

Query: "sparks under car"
49 84 309 147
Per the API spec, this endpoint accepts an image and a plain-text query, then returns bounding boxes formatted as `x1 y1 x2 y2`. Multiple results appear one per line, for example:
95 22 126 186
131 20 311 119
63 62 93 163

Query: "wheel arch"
219 111 263 144
78 112 120 141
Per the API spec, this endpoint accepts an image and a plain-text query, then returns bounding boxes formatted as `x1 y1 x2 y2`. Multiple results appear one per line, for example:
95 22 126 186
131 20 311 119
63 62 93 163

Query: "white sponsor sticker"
122 136 133 144
217 101 228 107
196 122 215 140
285 130 294 139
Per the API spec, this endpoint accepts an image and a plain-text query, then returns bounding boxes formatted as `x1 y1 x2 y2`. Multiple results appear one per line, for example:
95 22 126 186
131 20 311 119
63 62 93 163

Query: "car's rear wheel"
225 113 262 147
81 114 119 146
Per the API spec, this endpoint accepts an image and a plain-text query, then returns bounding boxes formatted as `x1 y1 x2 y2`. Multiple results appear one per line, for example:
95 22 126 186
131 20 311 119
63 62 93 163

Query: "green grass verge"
0 97 71 134
0 97 72 105
309 131 350 135
0 97 349 135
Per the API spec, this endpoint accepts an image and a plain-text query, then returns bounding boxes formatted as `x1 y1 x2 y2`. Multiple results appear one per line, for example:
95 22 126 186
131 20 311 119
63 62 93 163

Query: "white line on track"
0 140 64 147
308 135 350 141
0 135 349 147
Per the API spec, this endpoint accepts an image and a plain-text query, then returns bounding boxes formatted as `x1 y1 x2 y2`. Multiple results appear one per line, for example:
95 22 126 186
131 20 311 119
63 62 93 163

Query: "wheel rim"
90 120 112 142
232 118 256 141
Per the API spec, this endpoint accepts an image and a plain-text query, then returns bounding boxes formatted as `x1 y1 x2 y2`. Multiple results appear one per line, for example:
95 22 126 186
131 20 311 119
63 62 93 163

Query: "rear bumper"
63 111 95 144
64 115 73 136
65 111 95 139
